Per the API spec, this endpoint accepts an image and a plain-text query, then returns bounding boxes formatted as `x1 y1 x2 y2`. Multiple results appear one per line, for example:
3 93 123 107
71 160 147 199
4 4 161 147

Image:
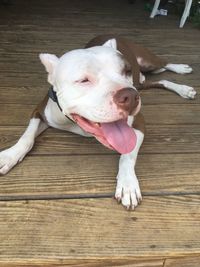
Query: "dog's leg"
151 68 166 74
152 64 193 75
135 45 193 75
141 80 196 99
0 118 48 175
164 63 193 74
115 113 145 210
157 80 196 99
137 52 196 99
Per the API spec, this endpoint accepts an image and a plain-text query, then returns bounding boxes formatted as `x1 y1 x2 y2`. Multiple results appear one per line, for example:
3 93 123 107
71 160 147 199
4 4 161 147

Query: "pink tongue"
101 119 137 154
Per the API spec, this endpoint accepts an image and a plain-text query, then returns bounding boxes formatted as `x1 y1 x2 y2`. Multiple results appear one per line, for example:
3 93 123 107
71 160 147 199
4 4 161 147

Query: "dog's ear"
102 38 117 50
39 53 59 85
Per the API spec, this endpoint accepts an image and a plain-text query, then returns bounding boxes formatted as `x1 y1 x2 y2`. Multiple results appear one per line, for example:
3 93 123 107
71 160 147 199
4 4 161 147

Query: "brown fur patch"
132 112 145 134
31 94 49 122
86 34 167 88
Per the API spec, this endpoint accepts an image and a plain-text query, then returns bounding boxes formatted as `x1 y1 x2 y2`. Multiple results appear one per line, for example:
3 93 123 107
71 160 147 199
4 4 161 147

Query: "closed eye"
80 78 89 83
75 78 91 84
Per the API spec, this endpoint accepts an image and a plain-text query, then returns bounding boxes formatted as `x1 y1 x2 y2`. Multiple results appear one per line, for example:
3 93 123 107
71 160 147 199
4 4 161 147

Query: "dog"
0 35 196 210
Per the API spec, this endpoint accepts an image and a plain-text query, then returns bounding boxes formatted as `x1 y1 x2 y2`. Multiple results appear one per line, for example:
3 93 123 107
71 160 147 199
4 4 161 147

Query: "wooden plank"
165 256 200 267
0 153 200 198
0 29 199 55
1 125 200 155
0 196 200 261
0 104 33 126
0 72 47 87
1 259 164 267
142 104 200 125
0 28 199 52
143 124 200 154
0 86 48 105
1 103 200 126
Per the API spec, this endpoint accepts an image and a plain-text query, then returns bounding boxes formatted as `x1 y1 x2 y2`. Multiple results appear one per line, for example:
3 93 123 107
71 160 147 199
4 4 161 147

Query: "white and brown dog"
0 35 196 209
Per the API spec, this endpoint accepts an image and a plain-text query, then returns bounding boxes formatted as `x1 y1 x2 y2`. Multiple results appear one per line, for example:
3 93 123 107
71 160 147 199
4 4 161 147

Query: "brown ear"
39 53 59 85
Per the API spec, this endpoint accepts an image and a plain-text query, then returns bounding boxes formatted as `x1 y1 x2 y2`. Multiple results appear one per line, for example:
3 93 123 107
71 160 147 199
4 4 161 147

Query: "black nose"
113 87 139 114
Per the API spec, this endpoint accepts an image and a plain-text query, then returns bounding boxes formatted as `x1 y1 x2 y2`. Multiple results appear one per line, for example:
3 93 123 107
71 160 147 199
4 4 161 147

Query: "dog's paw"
178 85 197 99
0 149 18 175
166 64 193 74
174 64 193 74
115 172 142 210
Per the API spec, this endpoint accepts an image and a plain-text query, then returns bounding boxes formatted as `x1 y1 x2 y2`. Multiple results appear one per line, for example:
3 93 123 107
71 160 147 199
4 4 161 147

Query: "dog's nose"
113 87 139 114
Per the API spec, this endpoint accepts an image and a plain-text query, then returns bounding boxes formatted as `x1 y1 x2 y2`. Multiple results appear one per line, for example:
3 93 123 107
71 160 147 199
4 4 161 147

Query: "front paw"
174 64 193 74
178 85 196 99
0 149 18 175
115 172 142 210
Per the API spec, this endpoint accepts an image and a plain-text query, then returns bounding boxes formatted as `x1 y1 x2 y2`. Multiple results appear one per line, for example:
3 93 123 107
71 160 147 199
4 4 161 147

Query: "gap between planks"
1 191 200 202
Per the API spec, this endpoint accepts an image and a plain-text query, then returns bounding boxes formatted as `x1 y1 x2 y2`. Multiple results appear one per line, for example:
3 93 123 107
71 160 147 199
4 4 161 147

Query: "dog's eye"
75 78 90 84
80 78 89 83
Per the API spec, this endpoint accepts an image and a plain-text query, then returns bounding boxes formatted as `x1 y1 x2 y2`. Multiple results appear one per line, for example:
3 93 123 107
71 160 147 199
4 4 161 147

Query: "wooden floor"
0 0 200 266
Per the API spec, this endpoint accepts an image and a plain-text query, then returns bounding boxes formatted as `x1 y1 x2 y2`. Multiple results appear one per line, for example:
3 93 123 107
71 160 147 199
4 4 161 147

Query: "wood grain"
0 86 48 105
0 259 164 267
0 196 200 262
165 256 200 267
0 29 199 55
0 153 200 198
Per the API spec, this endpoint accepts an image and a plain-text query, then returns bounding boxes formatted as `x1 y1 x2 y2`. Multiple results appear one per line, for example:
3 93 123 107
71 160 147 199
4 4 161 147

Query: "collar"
48 87 74 123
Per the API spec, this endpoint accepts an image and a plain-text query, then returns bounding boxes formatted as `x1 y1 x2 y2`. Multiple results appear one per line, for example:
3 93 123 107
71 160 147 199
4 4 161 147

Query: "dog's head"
40 39 141 154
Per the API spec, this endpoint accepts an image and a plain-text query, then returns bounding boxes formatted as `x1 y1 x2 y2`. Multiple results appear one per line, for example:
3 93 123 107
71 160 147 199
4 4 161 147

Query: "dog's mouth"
72 114 137 154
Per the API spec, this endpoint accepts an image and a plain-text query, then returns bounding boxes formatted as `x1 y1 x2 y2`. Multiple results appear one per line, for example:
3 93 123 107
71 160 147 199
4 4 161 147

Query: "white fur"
152 68 166 74
140 72 145 83
103 38 117 50
165 63 193 74
136 57 144 66
39 54 59 84
127 115 134 127
115 129 144 210
0 118 48 175
158 80 196 99
44 99 91 136
136 57 151 69
40 45 139 123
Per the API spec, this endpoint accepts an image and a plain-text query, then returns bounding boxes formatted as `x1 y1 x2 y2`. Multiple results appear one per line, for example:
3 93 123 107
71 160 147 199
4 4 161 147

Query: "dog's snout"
113 87 139 113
